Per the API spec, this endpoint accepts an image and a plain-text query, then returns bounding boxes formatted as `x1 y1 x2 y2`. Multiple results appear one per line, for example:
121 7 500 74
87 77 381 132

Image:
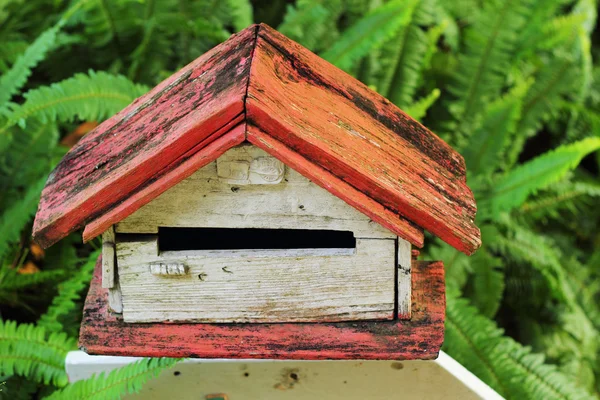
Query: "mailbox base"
79 255 445 360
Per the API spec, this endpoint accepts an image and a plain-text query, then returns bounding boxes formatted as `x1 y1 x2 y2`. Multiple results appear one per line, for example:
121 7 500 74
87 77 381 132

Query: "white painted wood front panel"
116 238 396 323
116 145 394 239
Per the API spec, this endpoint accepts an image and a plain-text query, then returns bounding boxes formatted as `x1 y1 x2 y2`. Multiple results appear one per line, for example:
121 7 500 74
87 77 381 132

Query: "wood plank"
397 238 412 319
33 25 259 248
83 123 246 242
108 282 123 314
246 25 480 255
79 255 445 360
116 238 395 323
115 144 396 239
101 226 115 289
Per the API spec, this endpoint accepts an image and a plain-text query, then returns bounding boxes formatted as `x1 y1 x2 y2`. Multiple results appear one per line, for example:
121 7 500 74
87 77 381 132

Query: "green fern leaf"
278 1 331 51
491 219 573 305
37 250 100 333
45 358 180 400
520 179 600 221
322 0 419 71
403 88 440 121
371 0 436 106
445 294 593 399
226 0 253 31
0 176 46 262
448 0 535 138
0 320 74 387
4 71 148 129
506 52 579 167
0 121 58 203
0 267 64 293
489 138 600 216
465 227 504 318
0 25 60 107
461 80 530 176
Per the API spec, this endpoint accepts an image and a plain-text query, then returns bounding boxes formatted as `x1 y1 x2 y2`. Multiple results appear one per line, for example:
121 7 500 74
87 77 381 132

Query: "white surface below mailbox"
66 351 504 400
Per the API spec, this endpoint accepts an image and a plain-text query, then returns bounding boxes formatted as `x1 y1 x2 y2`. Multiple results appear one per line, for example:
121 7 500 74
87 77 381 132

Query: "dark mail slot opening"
158 227 356 251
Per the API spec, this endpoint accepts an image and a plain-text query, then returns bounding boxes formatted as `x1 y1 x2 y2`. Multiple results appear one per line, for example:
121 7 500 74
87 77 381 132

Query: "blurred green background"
1 0 599 398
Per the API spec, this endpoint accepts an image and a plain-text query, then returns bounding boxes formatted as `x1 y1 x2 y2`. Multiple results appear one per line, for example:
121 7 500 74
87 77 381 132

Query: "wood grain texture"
79 255 445 360
116 144 395 239
108 282 123 313
101 227 115 289
397 238 412 320
247 25 480 255
33 23 480 255
33 26 259 248
116 238 395 323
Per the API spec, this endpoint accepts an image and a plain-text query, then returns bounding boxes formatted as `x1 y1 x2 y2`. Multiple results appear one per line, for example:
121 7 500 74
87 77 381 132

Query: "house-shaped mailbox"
33 24 481 360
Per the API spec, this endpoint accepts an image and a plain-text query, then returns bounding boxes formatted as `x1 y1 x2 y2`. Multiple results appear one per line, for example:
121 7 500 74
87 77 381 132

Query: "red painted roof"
33 24 481 254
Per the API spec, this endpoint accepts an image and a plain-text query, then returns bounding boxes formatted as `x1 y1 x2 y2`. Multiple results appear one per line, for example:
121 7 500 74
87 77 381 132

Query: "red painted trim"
33 26 258 248
79 255 445 360
247 125 424 247
247 26 480 254
83 123 246 241
33 23 480 254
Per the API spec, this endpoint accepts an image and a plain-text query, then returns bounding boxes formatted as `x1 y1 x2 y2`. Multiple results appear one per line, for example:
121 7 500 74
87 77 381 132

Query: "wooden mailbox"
32 24 481 360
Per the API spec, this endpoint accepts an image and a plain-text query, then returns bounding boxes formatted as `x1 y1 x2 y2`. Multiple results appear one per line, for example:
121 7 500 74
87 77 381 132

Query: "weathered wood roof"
33 24 481 255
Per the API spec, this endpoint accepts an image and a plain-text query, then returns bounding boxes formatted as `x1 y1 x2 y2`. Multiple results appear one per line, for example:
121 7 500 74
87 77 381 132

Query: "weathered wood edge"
247 125 424 248
248 24 480 255
83 123 246 242
101 226 115 289
79 255 445 360
33 25 259 248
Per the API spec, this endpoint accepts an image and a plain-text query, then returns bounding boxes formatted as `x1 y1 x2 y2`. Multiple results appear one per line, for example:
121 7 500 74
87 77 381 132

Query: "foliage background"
0 0 599 398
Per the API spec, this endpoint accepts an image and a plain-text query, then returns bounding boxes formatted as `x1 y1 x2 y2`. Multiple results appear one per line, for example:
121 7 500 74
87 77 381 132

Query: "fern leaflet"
445 294 593 399
38 250 100 333
0 320 75 387
322 0 419 71
45 358 180 399
4 71 148 130
489 138 600 216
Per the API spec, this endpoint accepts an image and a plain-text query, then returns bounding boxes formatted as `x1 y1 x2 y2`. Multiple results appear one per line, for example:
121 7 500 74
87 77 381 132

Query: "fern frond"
461 80 530 176
371 0 436 106
0 26 60 108
278 1 331 51
465 227 504 317
488 138 600 216
37 250 99 333
0 177 46 262
322 0 419 71
0 320 74 387
0 120 58 200
4 71 148 129
0 267 64 292
506 52 579 166
491 219 573 305
520 179 600 220
448 0 534 138
403 88 440 121
445 294 593 399
45 358 181 400
225 0 253 31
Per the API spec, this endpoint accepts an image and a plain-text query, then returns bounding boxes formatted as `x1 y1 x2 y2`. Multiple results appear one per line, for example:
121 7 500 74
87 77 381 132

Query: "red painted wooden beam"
79 255 445 360
33 23 481 254
247 26 480 254
33 26 258 248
